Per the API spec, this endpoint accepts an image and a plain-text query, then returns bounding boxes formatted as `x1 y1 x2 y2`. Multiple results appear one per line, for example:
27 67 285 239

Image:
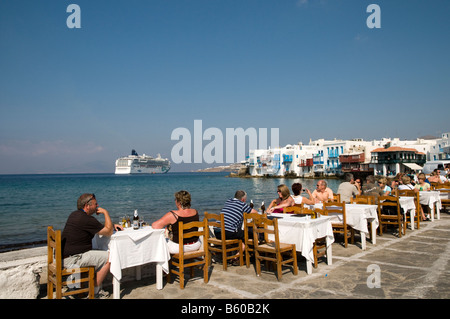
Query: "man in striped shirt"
214 190 258 241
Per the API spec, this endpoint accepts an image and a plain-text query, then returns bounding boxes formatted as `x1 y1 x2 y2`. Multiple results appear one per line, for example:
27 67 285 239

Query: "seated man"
337 173 360 203
214 190 258 250
362 175 384 202
312 180 334 203
62 193 122 298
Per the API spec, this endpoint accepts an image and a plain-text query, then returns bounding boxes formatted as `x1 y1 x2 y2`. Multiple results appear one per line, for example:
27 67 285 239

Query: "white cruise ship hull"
115 165 170 174
115 150 171 175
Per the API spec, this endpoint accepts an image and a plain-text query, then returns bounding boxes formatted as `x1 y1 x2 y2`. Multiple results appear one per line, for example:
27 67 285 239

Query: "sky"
0 0 449 174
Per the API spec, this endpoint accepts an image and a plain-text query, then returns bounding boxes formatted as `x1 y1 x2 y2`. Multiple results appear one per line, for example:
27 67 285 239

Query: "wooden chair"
323 202 354 248
332 193 341 203
311 207 329 267
283 205 301 214
377 195 403 237
429 182 439 190
435 184 450 211
297 207 317 218
351 195 375 205
167 219 209 289
204 212 243 270
397 189 420 230
243 212 267 268
47 226 95 299
251 216 297 280
283 205 316 218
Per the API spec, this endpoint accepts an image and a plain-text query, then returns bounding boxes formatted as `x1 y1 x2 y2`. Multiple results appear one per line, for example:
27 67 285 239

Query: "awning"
403 163 423 170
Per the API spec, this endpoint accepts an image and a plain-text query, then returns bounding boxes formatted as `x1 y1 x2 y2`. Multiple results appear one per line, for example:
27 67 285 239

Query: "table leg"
430 204 435 222
361 232 366 250
113 276 120 299
136 265 141 280
371 221 376 245
326 237 332 266
156 262 163 290
436 202 441 220
306 260 312 275
410 210 415 230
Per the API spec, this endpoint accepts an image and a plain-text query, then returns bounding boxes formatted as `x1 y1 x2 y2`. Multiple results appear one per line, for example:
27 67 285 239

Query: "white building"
245 133 450 177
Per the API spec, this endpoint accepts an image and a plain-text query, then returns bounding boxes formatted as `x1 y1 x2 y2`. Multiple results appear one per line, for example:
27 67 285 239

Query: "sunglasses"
85 194 96 205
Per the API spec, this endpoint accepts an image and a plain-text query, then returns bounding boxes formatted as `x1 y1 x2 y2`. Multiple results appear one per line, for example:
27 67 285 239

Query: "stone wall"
0 249 46 299
0 246 158 299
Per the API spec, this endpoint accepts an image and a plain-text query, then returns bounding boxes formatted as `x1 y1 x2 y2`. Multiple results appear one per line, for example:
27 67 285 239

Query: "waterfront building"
429 133 450 161
370 146 426 176
244 133 450 177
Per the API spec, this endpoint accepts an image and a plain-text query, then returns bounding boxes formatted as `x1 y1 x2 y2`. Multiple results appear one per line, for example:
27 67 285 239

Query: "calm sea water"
0 172 341 250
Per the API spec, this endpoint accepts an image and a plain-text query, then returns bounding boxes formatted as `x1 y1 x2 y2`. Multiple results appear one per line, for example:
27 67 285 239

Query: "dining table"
307 203 379 250
398 196 417 229
92 226 171 299
419 191 442 221
342 203 378 249
267 213 334 275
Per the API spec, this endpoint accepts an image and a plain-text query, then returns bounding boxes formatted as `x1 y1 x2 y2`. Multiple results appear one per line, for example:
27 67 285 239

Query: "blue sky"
1 0 449 174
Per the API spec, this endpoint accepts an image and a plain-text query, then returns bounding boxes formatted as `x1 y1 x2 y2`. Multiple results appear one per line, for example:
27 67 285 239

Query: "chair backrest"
244 212 267 242
314 207 327 217
283 204 317 218
299 207 316 218
177 219 209 256
355 195 377 205
397 189 415 197
283 206 302 214
351 195 375 205
397 189 419 208
47 226 62 275
323 202 346 224
332 193 341 203
204 212 225 239
377 195 401 215
251 216 279 249
429 182 439 190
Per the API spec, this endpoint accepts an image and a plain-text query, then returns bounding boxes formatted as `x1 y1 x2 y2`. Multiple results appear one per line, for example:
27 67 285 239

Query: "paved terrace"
103 212 450 299
2 213 448 301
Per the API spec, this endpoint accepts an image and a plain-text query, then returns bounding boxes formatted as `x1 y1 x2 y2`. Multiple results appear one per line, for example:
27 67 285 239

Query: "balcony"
339 153 365 164
299 158 314 167
282 154 293 163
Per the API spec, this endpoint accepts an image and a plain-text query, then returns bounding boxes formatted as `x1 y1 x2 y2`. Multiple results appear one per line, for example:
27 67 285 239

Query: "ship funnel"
131 149 138 156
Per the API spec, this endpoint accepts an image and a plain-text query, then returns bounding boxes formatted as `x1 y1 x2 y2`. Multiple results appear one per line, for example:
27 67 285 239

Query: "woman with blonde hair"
267 184 295 213
152 190 201 254
415 173 431 191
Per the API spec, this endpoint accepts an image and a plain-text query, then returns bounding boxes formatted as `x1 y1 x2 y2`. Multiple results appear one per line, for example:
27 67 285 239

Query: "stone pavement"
110 212 450 300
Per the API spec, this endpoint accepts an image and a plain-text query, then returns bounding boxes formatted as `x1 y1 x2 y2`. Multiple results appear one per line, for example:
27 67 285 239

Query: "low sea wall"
0 247 47 299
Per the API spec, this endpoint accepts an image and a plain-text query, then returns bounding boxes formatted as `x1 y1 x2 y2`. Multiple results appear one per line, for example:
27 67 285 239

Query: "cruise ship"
115 150 171 174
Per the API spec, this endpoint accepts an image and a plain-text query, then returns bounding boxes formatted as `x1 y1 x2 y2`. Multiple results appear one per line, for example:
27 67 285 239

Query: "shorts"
63 250 109 272
166 238 202 254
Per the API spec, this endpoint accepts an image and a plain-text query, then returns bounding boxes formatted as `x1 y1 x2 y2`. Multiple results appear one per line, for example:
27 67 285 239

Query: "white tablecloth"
309 203 378 249
399 196 416 215
268 214 334 264
437 188 450 200
93 226 170 281
420 191 442 212
344 204 379 234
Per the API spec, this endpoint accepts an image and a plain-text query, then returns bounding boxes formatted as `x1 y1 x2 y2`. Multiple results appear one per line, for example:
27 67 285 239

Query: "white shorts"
166 238 202 254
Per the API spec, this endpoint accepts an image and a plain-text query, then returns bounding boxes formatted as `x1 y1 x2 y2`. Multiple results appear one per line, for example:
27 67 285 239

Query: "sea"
0 172 342 252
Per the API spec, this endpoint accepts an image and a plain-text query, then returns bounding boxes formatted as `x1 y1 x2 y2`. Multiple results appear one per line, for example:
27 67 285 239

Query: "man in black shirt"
62 193 121 297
